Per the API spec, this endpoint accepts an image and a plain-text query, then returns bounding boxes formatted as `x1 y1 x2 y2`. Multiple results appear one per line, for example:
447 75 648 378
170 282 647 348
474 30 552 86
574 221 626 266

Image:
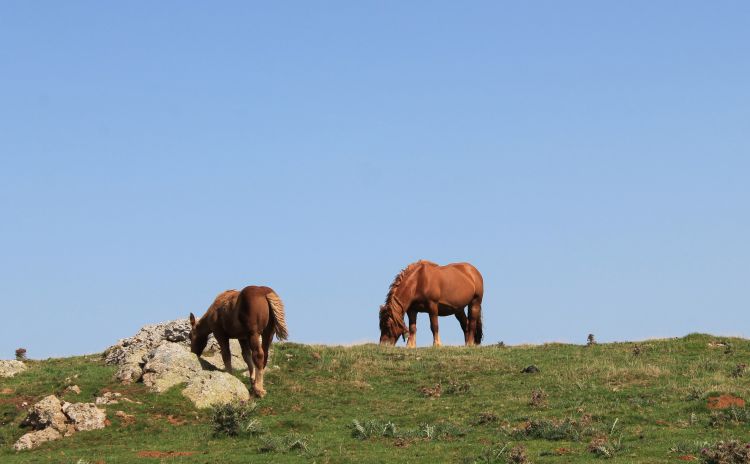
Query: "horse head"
379 305 407 346
188 312 208 355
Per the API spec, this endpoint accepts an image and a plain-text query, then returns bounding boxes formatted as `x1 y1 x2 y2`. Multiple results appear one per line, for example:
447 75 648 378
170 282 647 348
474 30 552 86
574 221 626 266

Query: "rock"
0 360 27 378
64 385 81 395
141 343 203 393
13 427 62 451
95 392 122 405
521 365 540 374
104 319 248 383
62 402 107 431
22 395 68 433
181 371 251 409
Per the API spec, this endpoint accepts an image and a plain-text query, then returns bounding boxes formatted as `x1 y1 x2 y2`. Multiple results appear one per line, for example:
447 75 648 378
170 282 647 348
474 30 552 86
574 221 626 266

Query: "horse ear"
189 313 196 327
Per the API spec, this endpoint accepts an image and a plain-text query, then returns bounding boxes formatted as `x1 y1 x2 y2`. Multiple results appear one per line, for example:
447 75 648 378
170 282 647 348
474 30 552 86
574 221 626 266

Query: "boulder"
13 427 62 451
0 360 27 378
21 395 69 433
62 402 107 431
104 319 247 383
141 343 203 393
182 370 251 409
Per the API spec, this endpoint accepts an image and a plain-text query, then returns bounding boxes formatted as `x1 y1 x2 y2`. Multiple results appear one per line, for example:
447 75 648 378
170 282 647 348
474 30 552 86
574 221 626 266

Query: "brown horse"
189 286 288 397
379 260 484 347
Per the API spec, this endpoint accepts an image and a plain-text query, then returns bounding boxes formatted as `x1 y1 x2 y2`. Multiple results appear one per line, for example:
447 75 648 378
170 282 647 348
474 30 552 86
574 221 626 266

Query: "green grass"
1 333 750 463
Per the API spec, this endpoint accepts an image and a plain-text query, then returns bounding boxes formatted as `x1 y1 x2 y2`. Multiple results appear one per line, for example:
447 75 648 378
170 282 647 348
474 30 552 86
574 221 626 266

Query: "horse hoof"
253 388 267 398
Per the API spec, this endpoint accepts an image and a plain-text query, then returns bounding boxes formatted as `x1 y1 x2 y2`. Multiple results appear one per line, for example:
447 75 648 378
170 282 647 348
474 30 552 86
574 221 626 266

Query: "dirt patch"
137 451 196 458
0 395 34 409
0 388 14 395
707 394 745 410
676 456 697 461
166 415 185 426
259 406 276 416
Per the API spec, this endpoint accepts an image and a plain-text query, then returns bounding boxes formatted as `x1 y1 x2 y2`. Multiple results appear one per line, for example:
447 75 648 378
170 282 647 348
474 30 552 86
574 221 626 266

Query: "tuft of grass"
708 407 750 427
512 416 596 441
700 440 750 464
587 435 623 458
210 401 258 437
258 432 311 454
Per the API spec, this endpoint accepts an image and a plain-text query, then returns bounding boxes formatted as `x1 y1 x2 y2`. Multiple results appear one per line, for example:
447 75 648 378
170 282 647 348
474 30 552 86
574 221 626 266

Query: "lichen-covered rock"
104 319 247 383
141 343 203 393
0 360 27 378
182 370 251 409
22 395 68 433
62 402 107 431
13 427 62 451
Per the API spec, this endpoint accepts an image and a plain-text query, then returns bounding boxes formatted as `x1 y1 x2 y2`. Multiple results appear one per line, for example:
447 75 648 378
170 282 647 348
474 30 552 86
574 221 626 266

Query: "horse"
189 286 288 397
379 260 484 347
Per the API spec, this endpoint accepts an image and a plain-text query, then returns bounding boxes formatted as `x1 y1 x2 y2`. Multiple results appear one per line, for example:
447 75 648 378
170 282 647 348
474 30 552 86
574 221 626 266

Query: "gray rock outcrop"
0 360 27 378
14 395 107 451
13 427 62 451
104 319 246 383
103 319 263 408
62 402 107 431
140 342 250 407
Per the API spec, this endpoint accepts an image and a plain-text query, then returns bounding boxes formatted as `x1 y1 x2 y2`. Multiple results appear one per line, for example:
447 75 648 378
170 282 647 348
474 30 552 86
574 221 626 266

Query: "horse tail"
475 309 483 345
266 291 289 341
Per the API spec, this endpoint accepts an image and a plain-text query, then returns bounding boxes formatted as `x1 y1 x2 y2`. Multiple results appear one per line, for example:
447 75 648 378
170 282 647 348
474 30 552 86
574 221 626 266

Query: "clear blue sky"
1 2 748 358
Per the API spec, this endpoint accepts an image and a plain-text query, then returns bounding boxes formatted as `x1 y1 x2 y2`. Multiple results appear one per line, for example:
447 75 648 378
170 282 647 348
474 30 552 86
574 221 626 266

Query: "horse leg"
427 302 441 346
454 310 469 345
216 334 233 372
261 325 274 368
249 334 267 398
239 338 255 382
467 298 482 346
406 309 417 348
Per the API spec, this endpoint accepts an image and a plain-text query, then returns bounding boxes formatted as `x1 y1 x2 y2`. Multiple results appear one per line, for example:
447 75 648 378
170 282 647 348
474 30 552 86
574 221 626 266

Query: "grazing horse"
189 286 288 397
379 260 484 347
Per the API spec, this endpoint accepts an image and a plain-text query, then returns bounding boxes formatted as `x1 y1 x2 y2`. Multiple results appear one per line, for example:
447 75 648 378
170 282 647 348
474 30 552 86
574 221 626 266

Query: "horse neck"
194 316 212 338
389 276 416 317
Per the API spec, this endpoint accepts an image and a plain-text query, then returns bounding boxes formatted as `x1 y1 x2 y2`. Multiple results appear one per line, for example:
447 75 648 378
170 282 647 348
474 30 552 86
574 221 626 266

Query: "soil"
707 394 745 410
137 451 196 458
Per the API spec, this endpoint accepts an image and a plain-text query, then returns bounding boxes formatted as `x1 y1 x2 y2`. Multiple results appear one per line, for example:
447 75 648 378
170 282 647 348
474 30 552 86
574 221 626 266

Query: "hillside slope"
1 334 749 463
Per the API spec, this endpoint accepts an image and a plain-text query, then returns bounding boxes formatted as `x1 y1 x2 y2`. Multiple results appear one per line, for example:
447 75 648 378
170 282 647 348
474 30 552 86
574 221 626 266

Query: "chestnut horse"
189 286 288 397
379 260 484 347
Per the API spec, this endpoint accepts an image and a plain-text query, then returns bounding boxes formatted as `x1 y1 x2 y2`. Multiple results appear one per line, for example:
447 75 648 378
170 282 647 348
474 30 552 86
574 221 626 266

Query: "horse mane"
380 260 438 330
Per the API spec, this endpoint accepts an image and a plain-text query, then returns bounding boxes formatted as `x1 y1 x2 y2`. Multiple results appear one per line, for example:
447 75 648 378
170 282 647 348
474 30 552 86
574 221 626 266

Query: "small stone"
0 360 27 378
62 402 107 431
64 385 81 395
95 391 122 405
13 427 62 451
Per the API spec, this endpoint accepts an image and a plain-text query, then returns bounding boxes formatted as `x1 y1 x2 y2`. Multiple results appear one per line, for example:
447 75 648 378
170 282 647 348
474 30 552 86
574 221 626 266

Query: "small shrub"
462 443 532 464
415 422 466 441
15 348 27 361
632 344 642 356
259 433 311 454
210 401 258 437
444 380 472 395
529 388 548 408
587 334 596 346
508 444 531 464
700 440 750 464
513 417 594 441
419 383 442 398
474 412 500 425
587 435 622 458
686 386 704 401
709 407 750 427
350 419 397 440
732 364 747 378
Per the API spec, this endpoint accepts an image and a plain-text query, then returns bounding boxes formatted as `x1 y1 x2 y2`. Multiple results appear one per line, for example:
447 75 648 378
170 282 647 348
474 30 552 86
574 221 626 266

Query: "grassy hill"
1 333 750 463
